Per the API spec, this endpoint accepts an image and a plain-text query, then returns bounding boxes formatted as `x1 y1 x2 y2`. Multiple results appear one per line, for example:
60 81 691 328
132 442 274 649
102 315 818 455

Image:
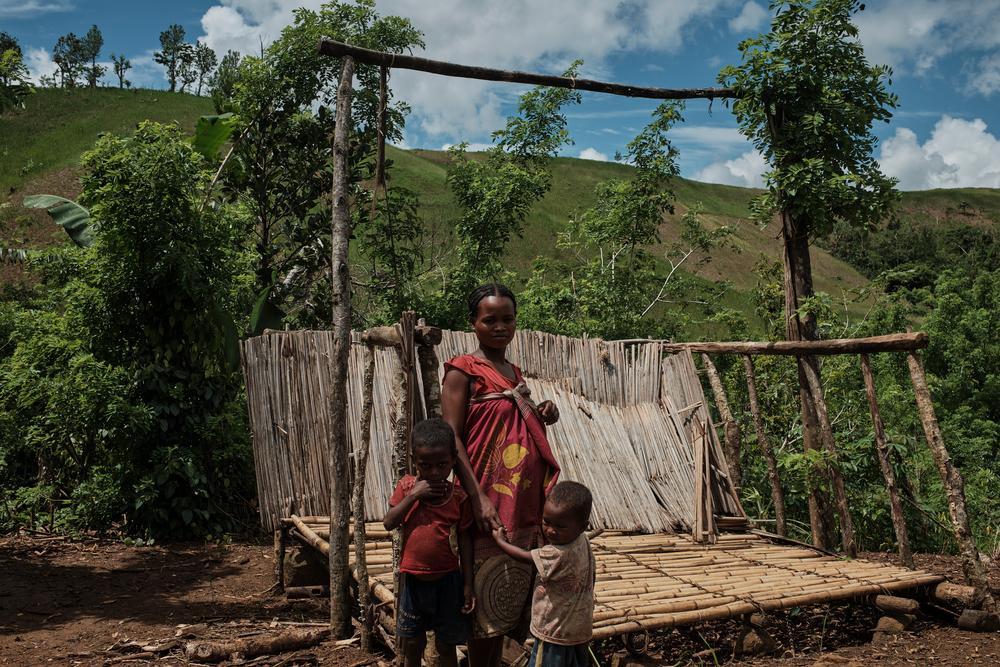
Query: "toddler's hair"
412 417 457 455
547 481 593 524
468 283 517 321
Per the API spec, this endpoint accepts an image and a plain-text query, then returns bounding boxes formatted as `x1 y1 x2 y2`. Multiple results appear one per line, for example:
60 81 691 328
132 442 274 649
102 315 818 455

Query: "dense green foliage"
0 123 252 536
2 0 999 557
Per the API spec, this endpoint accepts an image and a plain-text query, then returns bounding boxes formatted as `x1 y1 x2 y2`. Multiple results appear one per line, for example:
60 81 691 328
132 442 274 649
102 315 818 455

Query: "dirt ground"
1 537 998 666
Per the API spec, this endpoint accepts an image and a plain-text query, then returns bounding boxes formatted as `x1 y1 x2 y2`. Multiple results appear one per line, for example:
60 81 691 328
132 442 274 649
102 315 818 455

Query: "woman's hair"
467 283 517 321
548 481 593 524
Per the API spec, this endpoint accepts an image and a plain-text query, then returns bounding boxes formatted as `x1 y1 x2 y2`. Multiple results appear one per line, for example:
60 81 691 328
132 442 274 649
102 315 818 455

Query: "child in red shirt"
384 418 475 667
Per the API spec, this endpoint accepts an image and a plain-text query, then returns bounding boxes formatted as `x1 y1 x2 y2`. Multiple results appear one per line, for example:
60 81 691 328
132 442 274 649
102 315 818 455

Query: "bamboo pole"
317 38 736 101
328 54 355 638
742 355 785 536
353 345 376 651
700 354 741 490
906 350 994 609
859 354 912 568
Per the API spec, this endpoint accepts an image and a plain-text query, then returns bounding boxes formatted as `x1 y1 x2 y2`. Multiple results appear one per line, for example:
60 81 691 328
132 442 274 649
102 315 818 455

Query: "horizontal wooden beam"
317 38 737 101
613 332 929 356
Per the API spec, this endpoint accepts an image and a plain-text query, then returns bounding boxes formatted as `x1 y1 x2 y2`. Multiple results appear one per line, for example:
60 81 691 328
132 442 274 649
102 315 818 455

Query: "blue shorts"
529 640 591 667
397 570 470 645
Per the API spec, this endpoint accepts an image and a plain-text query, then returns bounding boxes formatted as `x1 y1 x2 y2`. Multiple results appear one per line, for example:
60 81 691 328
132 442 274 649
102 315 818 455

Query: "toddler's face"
541 499 585 545
413 446 455 483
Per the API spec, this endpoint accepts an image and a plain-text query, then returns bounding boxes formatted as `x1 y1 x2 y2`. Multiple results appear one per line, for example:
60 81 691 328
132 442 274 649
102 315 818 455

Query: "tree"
220 0 424 330
110 53 131 89
194 42 217 96
719 0 898 550
519 104 733 339
0 32 22 84
0 47 34 113
81 25 106 88
177 43 197 93
208 49 240 112
154 24 186 92
53 33 86 88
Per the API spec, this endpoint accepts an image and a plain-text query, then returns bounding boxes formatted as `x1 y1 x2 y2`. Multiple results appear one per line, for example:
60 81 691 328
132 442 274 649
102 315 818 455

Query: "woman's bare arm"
442 368 500 532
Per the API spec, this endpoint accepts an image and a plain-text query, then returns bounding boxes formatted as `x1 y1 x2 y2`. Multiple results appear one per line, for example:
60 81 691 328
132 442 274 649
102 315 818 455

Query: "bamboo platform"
283 517 944 642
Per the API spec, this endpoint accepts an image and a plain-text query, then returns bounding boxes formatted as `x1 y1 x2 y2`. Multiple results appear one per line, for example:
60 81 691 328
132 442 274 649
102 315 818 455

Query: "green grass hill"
4 87 999 329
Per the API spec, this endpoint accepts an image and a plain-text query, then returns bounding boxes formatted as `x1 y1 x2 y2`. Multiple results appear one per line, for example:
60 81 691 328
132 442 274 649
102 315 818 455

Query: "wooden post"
700 353 742 491
390 312 417 652
859 354 913 568
418 343 442 418
327 54 355 638
742 355 786 536
799 356 857 557
353 345 376 651
907 350 994 609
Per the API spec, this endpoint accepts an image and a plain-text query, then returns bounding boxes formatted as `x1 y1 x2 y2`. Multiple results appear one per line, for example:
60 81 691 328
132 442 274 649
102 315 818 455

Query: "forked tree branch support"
318 38 737 101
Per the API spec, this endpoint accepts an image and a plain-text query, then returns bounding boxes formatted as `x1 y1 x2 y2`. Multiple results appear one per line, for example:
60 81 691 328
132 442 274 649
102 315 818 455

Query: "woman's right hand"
475 493 502 533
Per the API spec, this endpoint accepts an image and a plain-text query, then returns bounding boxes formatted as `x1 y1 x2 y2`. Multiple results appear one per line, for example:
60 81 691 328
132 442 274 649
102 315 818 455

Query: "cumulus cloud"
728 2 768 33
879 116 1000 189
855 0 1000 82
24 47 58 84
0 0 72 18
196 0 735 145
578 147 610 162
693 150 767 188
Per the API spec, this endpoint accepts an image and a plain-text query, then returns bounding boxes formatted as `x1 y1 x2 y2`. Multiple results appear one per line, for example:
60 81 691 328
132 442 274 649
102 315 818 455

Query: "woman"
441 283 560 667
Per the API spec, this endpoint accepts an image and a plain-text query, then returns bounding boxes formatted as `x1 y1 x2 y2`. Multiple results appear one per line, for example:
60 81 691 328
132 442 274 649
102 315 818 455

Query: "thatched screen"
242 329 744 533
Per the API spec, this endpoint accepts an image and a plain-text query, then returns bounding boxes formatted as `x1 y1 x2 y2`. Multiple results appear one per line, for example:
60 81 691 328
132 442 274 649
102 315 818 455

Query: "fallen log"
184 628 330 663
928 582 981 609
874 594 920 615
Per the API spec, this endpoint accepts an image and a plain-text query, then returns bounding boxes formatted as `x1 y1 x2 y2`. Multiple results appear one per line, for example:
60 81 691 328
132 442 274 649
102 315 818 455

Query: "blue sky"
4 0 1000 190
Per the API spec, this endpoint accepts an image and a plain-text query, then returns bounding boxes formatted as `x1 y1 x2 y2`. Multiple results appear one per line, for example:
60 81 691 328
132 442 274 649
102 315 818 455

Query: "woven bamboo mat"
288 518 944 640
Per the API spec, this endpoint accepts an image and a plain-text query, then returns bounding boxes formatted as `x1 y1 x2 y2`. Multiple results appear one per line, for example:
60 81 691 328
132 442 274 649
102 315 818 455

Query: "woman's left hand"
537 400 559 425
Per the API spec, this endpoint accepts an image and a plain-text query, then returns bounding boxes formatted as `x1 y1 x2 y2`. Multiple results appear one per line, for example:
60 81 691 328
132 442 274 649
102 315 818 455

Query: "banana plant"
22 194 93 247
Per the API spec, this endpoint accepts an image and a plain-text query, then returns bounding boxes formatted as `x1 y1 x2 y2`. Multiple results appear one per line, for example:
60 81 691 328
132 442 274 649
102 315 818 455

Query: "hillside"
4 87 999 325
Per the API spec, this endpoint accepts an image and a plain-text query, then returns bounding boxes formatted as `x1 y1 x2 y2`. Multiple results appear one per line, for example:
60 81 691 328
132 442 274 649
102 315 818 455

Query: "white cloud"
879 116 1000 189
579 147 610 162
24 47 57 84
0 0 72 18
728 2 768 33
196 0 734 144
968 53 1000 97
855 0 1000 82
693 150 767 188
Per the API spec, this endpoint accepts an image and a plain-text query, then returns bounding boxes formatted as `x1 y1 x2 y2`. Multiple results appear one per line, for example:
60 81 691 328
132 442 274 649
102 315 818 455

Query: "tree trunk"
780 209 836 550
328 55 355 638
860 353 913 568
907 351 994 609
742 355 786 536
700 354 741 490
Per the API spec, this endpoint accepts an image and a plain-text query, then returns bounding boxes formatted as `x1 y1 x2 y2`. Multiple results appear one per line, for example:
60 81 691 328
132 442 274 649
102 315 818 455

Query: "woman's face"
471 295 516 351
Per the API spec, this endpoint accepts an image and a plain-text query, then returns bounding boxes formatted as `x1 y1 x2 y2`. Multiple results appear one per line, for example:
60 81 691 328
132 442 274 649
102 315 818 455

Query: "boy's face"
413 446 455 483
541 499 586 545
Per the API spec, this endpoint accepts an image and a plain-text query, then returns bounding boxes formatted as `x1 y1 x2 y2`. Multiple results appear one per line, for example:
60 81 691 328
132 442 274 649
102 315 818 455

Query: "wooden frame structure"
305 35 995 643
242 323 992 656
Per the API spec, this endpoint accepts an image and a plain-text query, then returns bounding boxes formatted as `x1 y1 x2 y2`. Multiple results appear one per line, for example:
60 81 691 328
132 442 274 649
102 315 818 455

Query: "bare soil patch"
2 537 997 666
